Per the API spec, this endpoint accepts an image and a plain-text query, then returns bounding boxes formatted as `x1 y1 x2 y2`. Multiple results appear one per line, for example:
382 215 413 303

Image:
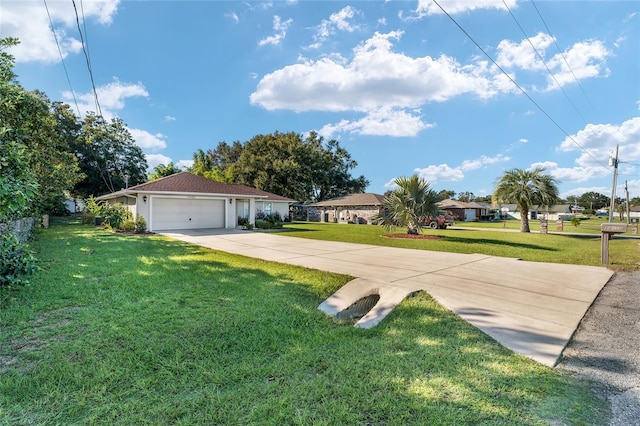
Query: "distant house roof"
437 199 486 209
310 193 385 207
96 172 295 202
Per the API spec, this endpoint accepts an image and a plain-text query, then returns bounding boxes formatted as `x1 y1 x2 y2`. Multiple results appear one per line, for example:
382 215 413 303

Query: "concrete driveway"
160 228 614 367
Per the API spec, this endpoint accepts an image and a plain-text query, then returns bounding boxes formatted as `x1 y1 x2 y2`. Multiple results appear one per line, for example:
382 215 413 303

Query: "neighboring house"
307 193 385 224
95 172 295 232
437 199 491 221
498 204 575 221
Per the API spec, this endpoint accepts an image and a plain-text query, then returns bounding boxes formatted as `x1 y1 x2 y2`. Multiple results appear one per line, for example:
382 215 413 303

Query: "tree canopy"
493 168 560 233
148 162 182 181
71 113 148 197
1 38 81 216
373 175 439 235
189 131 368 202
577 191 609 210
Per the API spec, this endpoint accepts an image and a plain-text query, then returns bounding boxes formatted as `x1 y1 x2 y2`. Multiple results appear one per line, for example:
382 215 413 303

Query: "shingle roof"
311 193 385 207
107 172 294 201
437 199 486 209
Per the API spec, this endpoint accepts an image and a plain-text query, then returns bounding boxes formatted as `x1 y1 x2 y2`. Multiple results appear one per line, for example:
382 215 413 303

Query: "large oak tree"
190 131 368 202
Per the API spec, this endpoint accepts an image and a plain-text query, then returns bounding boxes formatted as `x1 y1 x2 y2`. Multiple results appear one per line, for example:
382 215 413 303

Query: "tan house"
95 172 294 232
307 193 385 224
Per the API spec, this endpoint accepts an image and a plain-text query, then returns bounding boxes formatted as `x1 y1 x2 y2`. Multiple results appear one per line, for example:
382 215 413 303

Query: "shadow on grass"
442 235 558 251
0 221 606 425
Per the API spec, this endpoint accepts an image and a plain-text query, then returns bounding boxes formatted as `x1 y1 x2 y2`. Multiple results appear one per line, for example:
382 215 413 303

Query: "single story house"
437 199 491 221
95 172 295 232
495 204 576 221
307 193 385 224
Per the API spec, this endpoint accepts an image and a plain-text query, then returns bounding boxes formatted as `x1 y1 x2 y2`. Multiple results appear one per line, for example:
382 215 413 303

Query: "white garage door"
152 198 225 231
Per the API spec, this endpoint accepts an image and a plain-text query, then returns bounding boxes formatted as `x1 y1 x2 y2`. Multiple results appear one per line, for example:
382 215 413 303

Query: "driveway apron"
160 229 614 367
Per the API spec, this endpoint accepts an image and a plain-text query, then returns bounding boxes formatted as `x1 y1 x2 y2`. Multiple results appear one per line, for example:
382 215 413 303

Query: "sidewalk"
160 229 614 367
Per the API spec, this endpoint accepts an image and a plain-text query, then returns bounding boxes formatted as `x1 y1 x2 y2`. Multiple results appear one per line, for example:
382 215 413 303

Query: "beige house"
96 172 294 232
307 193 385 224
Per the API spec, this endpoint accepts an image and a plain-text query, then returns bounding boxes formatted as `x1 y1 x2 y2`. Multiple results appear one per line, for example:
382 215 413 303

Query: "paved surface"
160 229 614 367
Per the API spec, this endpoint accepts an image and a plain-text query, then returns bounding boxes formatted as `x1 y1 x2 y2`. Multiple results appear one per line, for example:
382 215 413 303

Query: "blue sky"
3 0 639 200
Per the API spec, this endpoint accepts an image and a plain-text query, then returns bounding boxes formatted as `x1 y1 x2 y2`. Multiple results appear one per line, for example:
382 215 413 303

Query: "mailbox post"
600 223 628 264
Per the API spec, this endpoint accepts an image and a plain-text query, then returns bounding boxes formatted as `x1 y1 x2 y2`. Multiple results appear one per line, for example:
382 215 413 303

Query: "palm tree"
493 168 560 233
373 175 439 234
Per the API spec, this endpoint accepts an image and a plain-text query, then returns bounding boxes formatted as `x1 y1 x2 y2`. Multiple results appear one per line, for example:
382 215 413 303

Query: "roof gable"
111 172 294 201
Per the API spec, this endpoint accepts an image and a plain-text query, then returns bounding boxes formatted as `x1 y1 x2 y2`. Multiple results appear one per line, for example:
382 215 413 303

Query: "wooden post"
600 223 628 264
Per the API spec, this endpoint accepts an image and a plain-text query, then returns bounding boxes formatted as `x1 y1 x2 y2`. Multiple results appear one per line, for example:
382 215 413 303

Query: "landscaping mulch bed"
384 234 443 240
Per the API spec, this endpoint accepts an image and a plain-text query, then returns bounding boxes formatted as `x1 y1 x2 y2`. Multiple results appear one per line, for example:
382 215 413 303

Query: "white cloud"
0 0 119 63
63 79 148 119
414 0 517 17
496 33 555 71
529 161 609 183
258 15 293 46
226 12 239 23
460 154 511 171
252 31 506 113
251 31 513 137
146 154 173 170
312 6 360 47
495 33 611 91
413 153 511 183
164 115 176 122
545 40 611 89
414 164 464 182
558 117 640 168
519 138 528 143
319 107 432 138
129 129 168 150
175 160 194 170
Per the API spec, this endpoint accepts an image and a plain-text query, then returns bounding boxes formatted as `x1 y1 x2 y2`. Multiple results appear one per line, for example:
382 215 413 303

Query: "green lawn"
453 216 637 235
280 222 639 270
1 221 610 425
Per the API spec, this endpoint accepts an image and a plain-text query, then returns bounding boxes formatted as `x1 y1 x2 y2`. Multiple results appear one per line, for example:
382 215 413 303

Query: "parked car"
422 213 453 229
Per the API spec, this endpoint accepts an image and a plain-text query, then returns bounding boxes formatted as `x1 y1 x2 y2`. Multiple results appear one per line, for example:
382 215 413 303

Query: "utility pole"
608 144 619 223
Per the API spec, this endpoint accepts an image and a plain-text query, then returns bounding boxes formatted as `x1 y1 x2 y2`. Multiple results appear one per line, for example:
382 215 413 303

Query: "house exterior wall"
307 206 381 224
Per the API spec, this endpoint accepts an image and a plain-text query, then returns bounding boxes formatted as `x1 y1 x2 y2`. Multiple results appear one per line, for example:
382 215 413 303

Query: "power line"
502 0 587 123
530 0 597 114
431 0 611 174
43 0 81 117
71 0 103 120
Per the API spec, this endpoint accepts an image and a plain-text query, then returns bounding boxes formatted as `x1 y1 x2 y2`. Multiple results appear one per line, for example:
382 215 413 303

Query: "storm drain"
335 294 381 320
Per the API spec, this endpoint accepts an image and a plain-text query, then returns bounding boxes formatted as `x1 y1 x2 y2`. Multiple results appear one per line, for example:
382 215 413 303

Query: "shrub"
0 234 37 289
120 219 135 232
135 215 147 233
256 219 271 229
570 217 581 227
238 216 250 227
102 204 132 230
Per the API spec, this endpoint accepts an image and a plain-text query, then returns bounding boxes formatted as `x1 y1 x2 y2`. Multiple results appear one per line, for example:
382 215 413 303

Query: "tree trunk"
520 206 530 232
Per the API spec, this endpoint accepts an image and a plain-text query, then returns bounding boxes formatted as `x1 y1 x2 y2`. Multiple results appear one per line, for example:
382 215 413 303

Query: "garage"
151 197 225 231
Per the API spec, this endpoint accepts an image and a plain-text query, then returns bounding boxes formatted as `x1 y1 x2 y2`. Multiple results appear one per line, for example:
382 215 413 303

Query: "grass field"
453 216 637 235
0 220 611 425
280 222 640 270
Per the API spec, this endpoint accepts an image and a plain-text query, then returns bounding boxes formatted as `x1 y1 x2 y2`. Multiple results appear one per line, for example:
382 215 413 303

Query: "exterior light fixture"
229 198 233 204
143 195 147 203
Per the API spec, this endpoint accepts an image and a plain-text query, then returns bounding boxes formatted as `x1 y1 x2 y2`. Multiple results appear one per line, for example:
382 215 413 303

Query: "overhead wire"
71 0 103 120
431 0 611 174
502 0 588 123
69 0 115 192
530 0 598 114
43 0 81 117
